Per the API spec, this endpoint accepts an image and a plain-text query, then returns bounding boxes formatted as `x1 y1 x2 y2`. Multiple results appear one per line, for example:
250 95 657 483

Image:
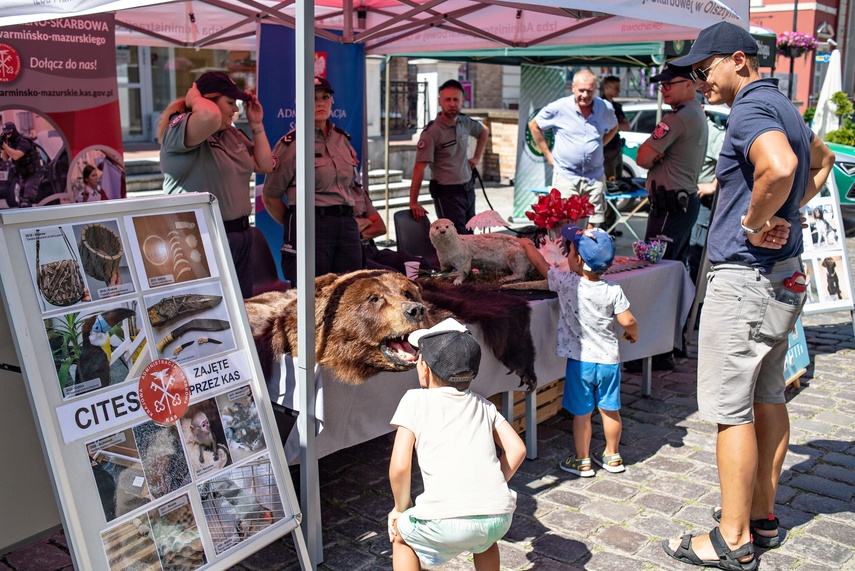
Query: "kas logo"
0 43 22 83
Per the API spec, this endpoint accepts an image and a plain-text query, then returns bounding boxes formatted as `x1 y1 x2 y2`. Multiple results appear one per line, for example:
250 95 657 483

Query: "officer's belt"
429 179 473 195
223 215 250 233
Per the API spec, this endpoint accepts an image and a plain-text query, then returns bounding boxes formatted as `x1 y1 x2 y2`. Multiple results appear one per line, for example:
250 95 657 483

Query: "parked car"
827 142 855 228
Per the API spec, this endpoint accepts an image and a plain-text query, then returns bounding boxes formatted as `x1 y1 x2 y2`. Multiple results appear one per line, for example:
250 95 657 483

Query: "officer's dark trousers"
430 183 476 235
644 192 701 266
280 208 362 285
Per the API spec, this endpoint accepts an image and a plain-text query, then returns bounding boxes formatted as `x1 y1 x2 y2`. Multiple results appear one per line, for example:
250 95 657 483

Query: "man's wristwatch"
740 216 763 235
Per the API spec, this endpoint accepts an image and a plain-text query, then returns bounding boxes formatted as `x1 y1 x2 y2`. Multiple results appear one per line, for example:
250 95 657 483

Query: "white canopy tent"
1 2 748 568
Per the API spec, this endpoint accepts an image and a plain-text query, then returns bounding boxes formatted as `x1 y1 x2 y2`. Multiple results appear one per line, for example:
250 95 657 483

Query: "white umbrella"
812 49 842 139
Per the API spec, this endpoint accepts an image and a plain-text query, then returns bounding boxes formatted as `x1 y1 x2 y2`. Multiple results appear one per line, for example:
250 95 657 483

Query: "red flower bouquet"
526 189 595 231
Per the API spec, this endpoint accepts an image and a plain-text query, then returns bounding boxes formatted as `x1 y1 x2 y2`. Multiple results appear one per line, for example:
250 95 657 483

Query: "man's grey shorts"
551 171 606 224
697 258 803 425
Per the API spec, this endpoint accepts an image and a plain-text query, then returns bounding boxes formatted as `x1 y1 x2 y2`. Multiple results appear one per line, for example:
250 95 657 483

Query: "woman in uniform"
77 165 103 202
158 71 273 298
262 77 363 285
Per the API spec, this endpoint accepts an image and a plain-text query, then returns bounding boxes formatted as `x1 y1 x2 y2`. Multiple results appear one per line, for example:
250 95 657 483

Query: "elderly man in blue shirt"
528 69 619 228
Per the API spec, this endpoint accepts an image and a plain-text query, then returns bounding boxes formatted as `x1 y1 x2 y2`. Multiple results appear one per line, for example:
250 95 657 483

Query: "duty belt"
429 179 474 195
223 215 250 233
315 204 354 217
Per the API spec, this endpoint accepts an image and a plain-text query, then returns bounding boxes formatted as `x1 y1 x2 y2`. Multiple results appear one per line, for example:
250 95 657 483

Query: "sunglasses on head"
690 55 731 82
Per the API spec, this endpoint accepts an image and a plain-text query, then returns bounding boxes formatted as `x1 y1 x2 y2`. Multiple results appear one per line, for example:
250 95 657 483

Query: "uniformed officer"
628 65 707 372
159 71 274 298
1 122 43 208
408 79 489 234
262 77 363 285
636 66 707 266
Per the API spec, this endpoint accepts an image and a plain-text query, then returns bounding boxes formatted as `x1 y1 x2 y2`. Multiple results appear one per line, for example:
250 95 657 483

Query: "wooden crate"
488 379 564 434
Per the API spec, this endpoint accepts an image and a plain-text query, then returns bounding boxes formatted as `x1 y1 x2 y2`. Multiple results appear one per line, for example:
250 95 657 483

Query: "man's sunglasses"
690 56 730 82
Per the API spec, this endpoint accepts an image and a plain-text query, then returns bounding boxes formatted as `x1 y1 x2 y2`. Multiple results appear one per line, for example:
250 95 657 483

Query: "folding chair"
393 210 441 269
604 185 648 241
248 227 290 296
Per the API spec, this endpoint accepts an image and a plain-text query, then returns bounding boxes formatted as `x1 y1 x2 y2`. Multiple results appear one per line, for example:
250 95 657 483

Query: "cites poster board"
0 194 307 571
799 175 855 315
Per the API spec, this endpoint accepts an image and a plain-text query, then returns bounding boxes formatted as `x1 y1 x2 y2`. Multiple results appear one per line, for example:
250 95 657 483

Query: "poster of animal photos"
125 209 217 290
70 219 136 300
800 181 854 313
100 494 207 571
45 300 150 400
145 282 236 363
198 456 286 556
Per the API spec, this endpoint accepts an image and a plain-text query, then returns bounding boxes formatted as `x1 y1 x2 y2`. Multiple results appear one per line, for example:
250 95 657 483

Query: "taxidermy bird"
79 308 136 388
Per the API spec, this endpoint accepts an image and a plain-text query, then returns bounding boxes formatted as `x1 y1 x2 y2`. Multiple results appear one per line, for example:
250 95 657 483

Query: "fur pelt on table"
419 280 537 392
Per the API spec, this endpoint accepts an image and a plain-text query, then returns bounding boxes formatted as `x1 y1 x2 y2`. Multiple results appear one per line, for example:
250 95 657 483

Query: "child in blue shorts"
520 226 638 476
387 318 526 570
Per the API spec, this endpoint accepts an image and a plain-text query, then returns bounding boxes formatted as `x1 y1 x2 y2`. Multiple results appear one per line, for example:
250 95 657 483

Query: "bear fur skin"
245 270 428 384
429 218 534 285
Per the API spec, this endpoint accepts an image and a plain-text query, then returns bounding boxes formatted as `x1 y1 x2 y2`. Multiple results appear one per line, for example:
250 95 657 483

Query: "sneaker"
559 454 594 477
623 359 642 373
652 353 675 370
592 452 626 473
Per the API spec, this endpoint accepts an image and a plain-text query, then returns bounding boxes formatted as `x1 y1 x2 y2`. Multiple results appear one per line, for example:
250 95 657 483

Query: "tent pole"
296 0 321 566
384 55 392 244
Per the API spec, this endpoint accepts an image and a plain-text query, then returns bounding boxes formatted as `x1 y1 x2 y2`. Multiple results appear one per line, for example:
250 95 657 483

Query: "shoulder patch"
651 121 670 140
169 113 186 127
281 129 296 145
271 154 280 172
417 139 426 150
333 125 352 140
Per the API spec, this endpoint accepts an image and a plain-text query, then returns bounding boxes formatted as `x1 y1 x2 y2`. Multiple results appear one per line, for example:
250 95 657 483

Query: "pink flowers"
776 31 818 58
526 189 595 230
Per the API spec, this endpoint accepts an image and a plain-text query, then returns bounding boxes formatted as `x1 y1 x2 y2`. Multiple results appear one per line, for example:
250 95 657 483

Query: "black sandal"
712 507 783 548
662 527 758 570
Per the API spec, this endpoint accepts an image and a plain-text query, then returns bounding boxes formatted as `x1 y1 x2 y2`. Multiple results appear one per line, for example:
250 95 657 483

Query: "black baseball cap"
196 71 252 101
314 76 334 94
2 122 15 134
439 79 465 93
671 22 758 68
651 66 693 83
408 318 481 383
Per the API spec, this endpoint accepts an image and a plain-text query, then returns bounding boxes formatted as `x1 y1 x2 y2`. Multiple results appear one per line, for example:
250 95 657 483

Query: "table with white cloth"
267 259 694 463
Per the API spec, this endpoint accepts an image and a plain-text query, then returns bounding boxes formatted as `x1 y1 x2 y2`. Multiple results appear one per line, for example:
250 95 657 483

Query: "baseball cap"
408 318 481 383
314 76 334 93
651 66 693 83
439 79 464 93
560 225 616 273
195 71 252 101
2 122 15 134
671 22 758 68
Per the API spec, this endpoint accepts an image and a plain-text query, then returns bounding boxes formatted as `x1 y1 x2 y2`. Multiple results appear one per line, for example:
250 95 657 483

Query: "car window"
624 109 640 128
706 111 729 129
635 111 659 135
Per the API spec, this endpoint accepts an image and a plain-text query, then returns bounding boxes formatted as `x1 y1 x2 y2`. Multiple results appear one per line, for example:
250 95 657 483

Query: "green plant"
46 312 84 391
831 91 854 119
824 92 855 146
803 105 816 124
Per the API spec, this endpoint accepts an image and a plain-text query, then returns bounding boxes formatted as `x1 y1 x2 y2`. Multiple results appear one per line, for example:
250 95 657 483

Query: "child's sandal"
592 452 626 473
560 454 595 477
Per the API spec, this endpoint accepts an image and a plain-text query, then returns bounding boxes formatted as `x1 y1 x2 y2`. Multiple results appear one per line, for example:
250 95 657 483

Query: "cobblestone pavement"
3 193 854 571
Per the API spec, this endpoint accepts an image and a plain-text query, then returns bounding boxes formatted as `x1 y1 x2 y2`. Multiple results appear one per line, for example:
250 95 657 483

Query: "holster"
649 181 690 216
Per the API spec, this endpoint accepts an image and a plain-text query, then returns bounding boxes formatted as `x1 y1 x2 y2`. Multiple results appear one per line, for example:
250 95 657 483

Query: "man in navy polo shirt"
661 22 835 570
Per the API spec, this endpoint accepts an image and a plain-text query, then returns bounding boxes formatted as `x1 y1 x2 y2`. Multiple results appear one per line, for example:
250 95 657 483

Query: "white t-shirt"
547 266 630 364
390 387 517 520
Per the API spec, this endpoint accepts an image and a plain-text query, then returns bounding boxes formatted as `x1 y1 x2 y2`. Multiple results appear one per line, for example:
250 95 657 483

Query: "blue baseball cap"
651 66 693 83
671 22 758 68
560 225 616 273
